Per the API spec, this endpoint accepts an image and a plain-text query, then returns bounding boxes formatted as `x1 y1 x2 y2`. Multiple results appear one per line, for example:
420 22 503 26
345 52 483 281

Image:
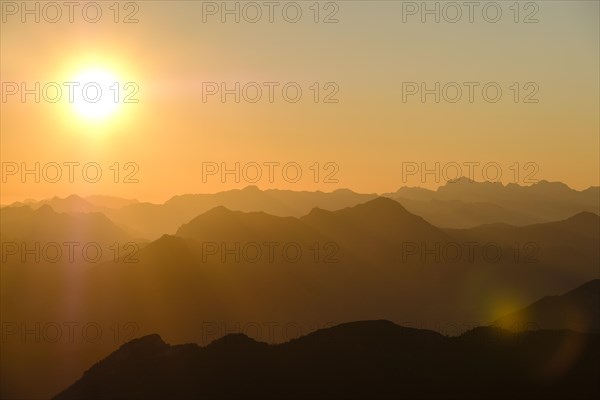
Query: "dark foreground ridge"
55 320 599 399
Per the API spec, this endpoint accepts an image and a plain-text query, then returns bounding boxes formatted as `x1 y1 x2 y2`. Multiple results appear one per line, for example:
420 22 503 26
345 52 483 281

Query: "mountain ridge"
54 319 600 400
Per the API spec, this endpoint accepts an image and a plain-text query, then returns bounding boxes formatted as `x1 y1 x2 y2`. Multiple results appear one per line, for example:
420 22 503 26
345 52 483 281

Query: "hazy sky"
1 0 598 203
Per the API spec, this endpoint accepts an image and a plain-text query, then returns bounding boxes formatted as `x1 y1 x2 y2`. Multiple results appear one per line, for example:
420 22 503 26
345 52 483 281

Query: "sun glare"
70 69 122 122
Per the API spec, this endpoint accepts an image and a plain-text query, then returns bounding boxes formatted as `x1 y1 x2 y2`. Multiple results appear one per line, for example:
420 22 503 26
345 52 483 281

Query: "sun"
70 69 122 121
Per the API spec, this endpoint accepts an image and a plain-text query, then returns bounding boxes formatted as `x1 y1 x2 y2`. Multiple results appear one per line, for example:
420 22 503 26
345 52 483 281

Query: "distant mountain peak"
97 334 169 365
363 196 406 207
65 194 85 200
535 179 565 186
208 333 263 349
332 188 359 194
147 234 190 252
118 333 166 350
155 234 185 244
567 211 600 221
48 194 88 203
356 196 411 213
531 180 573 191
305 206 329 217
565 279 600 297
204 205 234 214
444 177 503 187
35 204 55 214
447 176 477 184
305 197 411 220
332 319 399 330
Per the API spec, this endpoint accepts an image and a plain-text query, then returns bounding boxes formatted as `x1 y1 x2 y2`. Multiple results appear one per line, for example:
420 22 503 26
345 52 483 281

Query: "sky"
1 0 599 204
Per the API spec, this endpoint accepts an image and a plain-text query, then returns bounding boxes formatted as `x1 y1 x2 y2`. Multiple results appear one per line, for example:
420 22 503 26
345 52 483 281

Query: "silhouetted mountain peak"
332 188 361 195
363 196 407 208
302 197 414 223
204 205 235 215
91 334 170 368
117 334 167 353
323 319 402 333
143 235 191 255
347 197 439 226
443 177 504 189
176 203 308 239
208 333 265 350
345 197 413 218
301 196 450 243
35 204 55 214
460 325 511 340
318 319 440 337
153 234 187 246
566 211 600 222
534 180 570 189
64 194 86 201
565 279 600 298
447 176 476 185
494 279 600 333
305 206 330 218
48 194 92 207
287 320 444 352
448 176 495 185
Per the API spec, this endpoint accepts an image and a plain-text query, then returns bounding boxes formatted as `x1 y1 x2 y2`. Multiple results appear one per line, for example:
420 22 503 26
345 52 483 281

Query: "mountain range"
5 179 598 239
2 181 598 399
54 319 600 400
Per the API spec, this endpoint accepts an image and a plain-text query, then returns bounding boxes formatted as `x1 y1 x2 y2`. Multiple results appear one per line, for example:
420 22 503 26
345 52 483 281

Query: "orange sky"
1 1 598 204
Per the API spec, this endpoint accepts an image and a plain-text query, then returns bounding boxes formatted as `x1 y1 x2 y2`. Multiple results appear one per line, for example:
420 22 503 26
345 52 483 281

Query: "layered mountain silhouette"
54 320 600 400
105 186 377 239
0 204 133 244
5 197 597 338
446 211 599 250
388 178 599 228
6 179 596 239
301 196 452 242
391 197 539 227
2 184 599 399
7 194 107 214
